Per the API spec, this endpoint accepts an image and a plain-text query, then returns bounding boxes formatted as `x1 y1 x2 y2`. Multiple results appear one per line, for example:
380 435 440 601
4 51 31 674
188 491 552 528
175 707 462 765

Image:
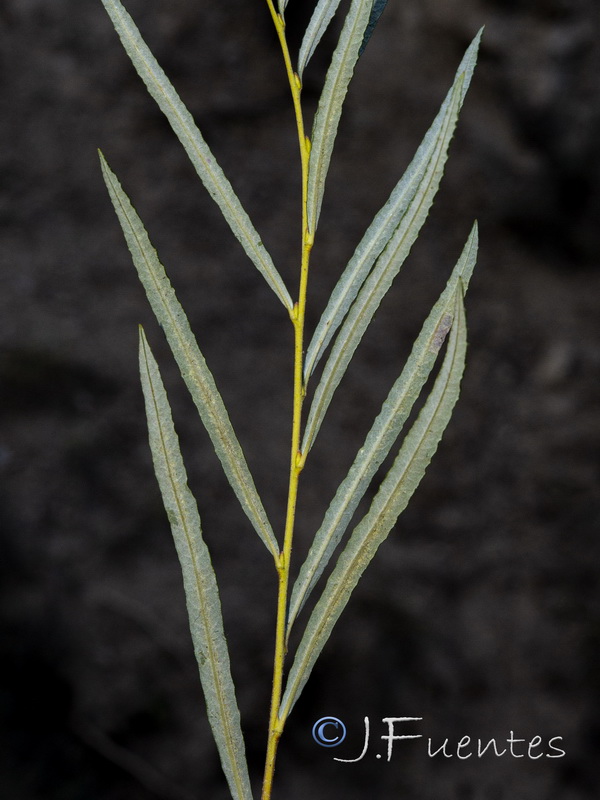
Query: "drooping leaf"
298 0 343 79
358 0 388 57
301 75 466 457
288 225 477 632
100 153 279 560
100 0 292 312
306 0 373 235
138 329 253 800
281 289 468 721
304 30 481 383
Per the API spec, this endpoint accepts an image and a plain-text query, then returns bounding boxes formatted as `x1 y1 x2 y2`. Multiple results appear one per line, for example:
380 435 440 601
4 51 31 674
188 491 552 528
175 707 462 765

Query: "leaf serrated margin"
281 288 468 720
100 153 279 560
307 0 373 235
288 224 477 631
100 0 292 311
304 30 481 382
302 71 465 456
298 0 343 79
139 329 253 800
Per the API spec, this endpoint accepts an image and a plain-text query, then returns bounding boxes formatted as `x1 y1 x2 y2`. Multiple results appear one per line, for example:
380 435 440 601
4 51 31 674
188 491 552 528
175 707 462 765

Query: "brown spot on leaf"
430 313 453 353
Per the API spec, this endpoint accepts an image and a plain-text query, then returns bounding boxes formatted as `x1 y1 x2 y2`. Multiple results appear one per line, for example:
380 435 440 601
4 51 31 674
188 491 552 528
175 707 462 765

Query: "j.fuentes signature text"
312 717 566 762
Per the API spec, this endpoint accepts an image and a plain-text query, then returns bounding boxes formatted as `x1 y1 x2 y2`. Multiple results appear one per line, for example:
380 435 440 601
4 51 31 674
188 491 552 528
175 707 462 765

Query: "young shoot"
98 2 481 798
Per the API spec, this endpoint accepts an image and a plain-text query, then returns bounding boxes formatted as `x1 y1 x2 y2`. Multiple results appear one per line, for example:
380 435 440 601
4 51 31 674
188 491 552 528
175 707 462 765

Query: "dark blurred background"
1 1 599 798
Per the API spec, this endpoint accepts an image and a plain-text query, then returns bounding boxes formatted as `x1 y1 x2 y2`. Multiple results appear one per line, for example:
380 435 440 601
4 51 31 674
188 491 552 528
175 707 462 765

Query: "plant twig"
261 4 313 799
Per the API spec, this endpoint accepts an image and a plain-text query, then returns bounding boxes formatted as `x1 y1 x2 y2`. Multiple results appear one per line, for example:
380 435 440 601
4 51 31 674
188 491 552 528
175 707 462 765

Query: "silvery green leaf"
100 153 279 560
307 0 372 234
288 224 477 632
358 0 389 57
302 76 465 457
138 330 253 800
297 0 343 79
278 0 288 15
281 289 468 720
100 0 292 312
304 30 481 383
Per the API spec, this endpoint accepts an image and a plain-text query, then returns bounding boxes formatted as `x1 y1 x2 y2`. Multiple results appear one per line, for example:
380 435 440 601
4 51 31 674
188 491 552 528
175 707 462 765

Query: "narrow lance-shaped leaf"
288 225 477 633
100 0 292 312
298 0 343 80
304 30 481 382
281 289 468 721
307 0 373 235
100 153 279 560
278 0 289 16
302 74 464 457
358 0 389 57
138 329 253 800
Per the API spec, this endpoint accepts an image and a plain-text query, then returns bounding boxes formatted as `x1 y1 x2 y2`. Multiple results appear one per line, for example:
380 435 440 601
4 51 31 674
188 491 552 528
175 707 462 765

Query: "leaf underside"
139 329 252 800
298 0 343 79
100 0 292 311
307 0 373 235
302 76 464 458
288 224 478 632
281 288 469 721
303 29 481 384
100 153 279 560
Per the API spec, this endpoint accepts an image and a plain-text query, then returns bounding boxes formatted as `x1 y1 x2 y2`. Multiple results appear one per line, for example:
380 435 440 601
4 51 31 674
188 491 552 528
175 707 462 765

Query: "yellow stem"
261 4 312 800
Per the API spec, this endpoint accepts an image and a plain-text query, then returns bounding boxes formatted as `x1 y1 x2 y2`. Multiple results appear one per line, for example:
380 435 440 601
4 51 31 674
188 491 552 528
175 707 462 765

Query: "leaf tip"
469 26 484 55
138 326 150 364
98 150 114 183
